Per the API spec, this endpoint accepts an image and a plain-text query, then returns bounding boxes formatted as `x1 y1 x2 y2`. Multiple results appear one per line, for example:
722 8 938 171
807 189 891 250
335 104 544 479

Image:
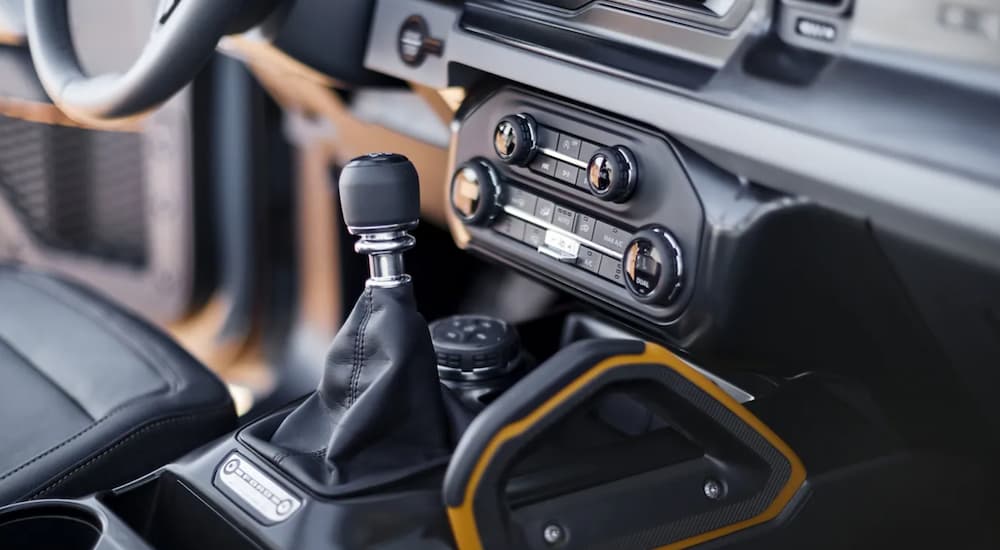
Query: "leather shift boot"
251 284 451 495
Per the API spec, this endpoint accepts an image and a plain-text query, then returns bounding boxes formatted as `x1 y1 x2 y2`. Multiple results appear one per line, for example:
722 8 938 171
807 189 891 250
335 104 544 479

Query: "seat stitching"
356 288 373 405
6 270 182 393
0 270 232 486
25 404 232 500
0 396 161 482
0 334 93 422
348 288 373 407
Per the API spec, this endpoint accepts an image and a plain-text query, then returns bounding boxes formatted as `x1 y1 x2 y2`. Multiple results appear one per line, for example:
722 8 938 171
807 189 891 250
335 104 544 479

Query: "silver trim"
438 362 518 380
502 205 624 259
347 221 418 235
538 245 578 262
354 229 417 288
655 227 685 301
688 362 755 403
539 147 588 169
367 274 412 288
354 231 416 254
515 112 538 156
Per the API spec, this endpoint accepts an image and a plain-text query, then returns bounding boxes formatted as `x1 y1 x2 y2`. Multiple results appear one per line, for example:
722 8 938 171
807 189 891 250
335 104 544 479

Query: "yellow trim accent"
446 343 807 550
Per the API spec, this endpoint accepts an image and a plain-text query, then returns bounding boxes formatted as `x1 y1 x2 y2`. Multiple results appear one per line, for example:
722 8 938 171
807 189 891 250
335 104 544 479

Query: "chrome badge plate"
215 452 302 524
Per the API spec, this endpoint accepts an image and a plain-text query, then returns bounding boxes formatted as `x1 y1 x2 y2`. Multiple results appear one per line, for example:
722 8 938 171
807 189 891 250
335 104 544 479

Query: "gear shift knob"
251 152 450 496
339 153 420 231
339 153 421 287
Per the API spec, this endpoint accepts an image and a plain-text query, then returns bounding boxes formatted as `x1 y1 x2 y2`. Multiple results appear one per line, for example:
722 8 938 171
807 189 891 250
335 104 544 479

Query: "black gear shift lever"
247 153 451 495
340 153 420 287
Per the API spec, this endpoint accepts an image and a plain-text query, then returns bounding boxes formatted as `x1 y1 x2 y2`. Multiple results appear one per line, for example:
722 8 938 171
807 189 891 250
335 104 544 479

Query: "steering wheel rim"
24 0 258 124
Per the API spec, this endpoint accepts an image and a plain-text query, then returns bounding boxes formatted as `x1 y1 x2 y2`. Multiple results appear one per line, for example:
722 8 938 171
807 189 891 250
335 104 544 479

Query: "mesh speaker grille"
0 115 148 266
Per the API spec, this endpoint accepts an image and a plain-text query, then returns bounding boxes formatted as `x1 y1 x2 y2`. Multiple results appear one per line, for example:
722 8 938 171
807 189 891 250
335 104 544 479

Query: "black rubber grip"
338 153 421 229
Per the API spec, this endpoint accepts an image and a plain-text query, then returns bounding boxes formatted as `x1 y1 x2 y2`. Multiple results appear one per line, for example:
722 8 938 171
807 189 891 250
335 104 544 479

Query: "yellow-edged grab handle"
443 340 806 550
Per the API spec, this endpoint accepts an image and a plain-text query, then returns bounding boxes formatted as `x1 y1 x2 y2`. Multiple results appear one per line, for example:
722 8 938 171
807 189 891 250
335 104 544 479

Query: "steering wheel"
25 0 279 124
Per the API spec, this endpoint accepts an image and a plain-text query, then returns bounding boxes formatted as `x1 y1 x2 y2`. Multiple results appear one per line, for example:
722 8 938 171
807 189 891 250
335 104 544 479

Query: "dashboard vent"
0 116 149 266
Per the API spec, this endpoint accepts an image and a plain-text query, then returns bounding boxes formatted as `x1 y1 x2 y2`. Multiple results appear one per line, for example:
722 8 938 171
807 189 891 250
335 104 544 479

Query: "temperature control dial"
493 114 538 165
587 146 637 202
450 159 502 226
623 227 682 305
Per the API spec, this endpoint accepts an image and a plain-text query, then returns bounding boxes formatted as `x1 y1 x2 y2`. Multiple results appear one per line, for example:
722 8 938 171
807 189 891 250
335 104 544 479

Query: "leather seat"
0 266 236 505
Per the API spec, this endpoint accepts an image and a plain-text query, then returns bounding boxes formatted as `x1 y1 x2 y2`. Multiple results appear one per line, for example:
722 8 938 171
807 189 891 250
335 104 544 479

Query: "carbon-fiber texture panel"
596 365 793 549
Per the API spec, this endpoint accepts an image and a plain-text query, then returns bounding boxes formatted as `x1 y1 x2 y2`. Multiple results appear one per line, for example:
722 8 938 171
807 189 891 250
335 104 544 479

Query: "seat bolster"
0 266 236 504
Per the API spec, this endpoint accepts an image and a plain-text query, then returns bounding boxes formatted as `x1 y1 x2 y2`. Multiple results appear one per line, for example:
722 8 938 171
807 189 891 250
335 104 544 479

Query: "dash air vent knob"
450 159 502 226
587 146 637 202
493 114 538 165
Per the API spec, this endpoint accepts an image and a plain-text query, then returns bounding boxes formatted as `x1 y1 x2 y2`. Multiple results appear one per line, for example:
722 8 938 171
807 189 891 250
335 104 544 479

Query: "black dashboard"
360 0 1000 418
318 4 1000 538
363 0 1000 271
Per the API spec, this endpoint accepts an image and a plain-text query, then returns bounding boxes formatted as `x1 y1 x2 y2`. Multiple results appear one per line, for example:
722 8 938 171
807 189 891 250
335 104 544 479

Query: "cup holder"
0 501 103 550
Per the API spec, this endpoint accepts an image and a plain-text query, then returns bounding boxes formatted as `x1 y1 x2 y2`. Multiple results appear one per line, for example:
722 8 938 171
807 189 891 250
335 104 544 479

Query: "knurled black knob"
587 146 637 202
339 153 420 231
493 114 538 166
431 315 523 381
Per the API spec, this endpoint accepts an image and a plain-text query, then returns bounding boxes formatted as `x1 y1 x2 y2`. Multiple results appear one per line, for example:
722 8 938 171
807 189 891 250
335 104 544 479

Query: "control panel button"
574 214 596 240
598 255 626 286
541 230 580 262
578 141 600 163
587 146 637 202
537 126 559 150
552 206 576 232
556 134 582 158
529 155 557 177
534 198 556 222
493 114 537 166
555 161 580 185
523 224 546 248
575 169 590 190
623 227 682 304
506 187 538 213
593 221 630 253
577 247 602 273
492 215 525 241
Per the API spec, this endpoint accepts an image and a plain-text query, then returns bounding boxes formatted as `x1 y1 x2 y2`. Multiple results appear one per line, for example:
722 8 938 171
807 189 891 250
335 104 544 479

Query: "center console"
1 0 997 545
0 145 990 549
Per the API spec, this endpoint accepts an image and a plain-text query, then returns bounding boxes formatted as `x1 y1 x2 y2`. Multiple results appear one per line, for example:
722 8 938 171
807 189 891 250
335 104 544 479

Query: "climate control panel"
448 88 703 324
491 113 638 203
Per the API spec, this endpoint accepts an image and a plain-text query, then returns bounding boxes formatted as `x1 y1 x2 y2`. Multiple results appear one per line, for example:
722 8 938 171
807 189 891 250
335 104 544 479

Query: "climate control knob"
622 227 682 305
450 159 502 226
493 114 538 165
587 146 637 202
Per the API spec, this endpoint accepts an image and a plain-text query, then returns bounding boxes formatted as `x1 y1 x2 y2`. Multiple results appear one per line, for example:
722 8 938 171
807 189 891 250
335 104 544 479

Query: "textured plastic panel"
0 116 148 266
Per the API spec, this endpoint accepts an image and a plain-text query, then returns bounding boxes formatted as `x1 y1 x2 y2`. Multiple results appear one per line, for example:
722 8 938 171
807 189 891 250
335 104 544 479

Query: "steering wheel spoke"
25 0 279 124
